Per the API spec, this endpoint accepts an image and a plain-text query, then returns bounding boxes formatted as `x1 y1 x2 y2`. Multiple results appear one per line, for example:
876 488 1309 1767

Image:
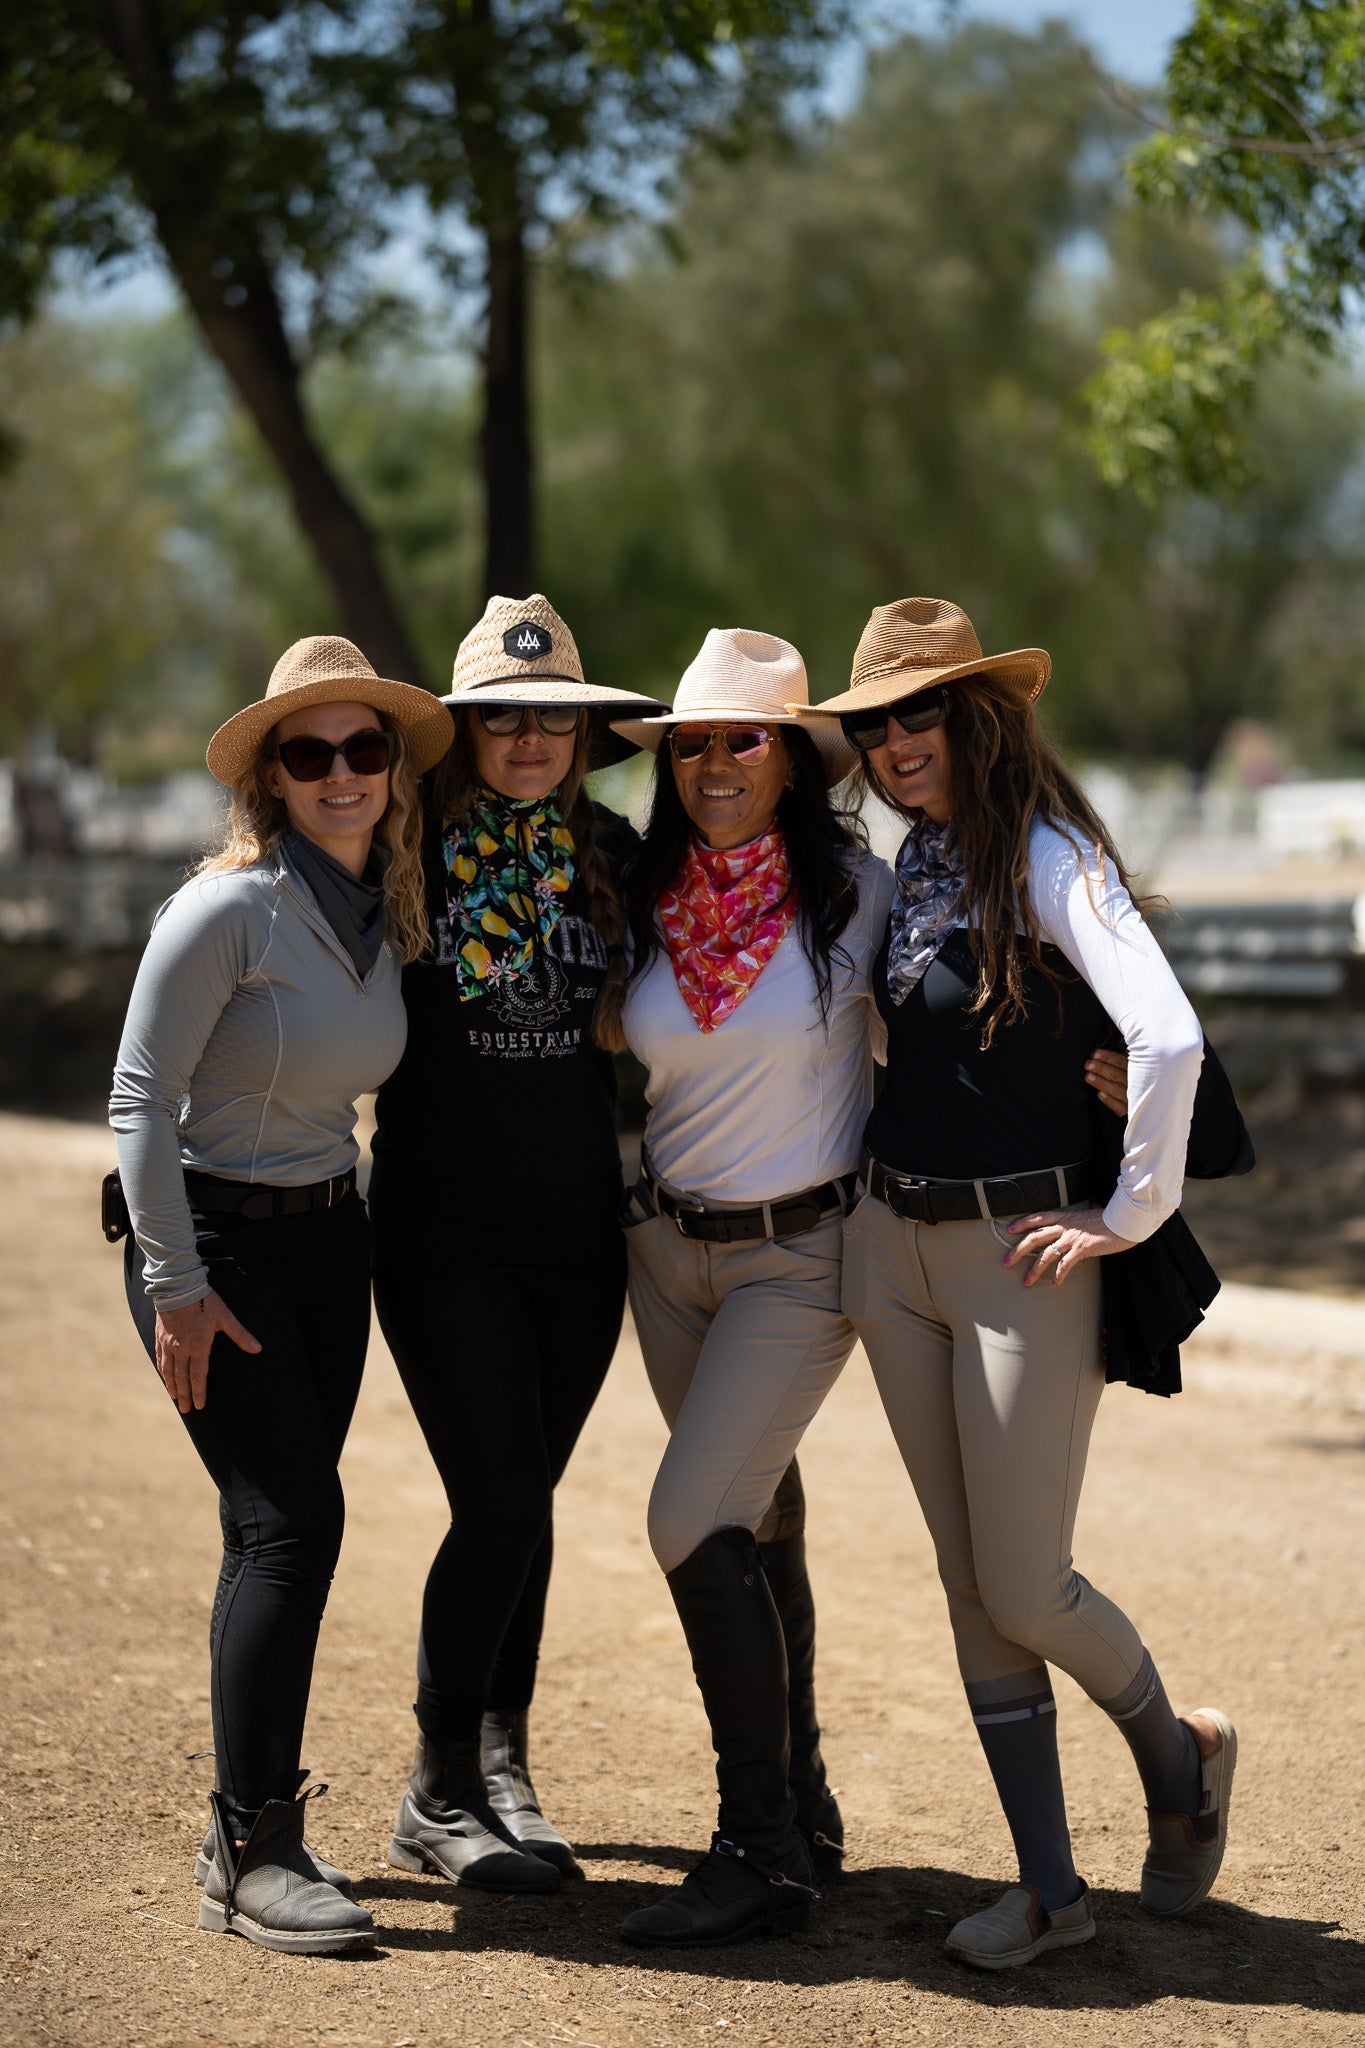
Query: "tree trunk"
480 212 535 601
182 267 427 686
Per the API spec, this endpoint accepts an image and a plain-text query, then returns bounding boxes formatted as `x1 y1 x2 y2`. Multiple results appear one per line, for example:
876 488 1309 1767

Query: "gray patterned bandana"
886 817 966 1005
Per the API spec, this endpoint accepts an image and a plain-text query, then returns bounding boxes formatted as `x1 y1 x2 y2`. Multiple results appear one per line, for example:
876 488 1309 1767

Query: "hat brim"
443 685 664 767
795 647 1051 718
206 675 454 785
609 705 857 788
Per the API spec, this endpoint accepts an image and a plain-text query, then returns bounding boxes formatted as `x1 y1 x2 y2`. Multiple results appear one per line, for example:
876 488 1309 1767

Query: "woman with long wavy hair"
367 594 661 1895
801 597 1235 1971
110 636 452 1953
598 628 893 1950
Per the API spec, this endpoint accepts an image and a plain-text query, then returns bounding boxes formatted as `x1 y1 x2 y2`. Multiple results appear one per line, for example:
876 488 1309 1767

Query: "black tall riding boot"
759 1530 845 1881
621 1527 817 1950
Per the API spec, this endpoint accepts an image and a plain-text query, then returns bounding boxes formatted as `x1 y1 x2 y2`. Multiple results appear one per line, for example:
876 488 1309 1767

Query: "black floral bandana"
443 787 575 1002
886 816 966 1005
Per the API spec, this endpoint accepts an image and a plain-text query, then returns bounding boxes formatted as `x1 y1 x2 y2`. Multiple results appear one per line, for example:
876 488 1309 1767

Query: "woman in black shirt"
802 598 1236 1972
369 595 658 1892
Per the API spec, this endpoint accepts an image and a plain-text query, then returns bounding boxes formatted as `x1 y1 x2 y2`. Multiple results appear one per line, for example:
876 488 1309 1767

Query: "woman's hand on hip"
1084 1046 1129 1117
153 1292 262 1413
1004 1206 1134 1287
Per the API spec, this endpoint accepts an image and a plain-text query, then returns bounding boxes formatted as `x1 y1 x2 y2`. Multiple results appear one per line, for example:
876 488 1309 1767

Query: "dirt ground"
2 1112 1363 2048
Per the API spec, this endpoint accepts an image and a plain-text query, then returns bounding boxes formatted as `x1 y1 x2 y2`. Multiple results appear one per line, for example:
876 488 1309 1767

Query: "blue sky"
951 1 1193 83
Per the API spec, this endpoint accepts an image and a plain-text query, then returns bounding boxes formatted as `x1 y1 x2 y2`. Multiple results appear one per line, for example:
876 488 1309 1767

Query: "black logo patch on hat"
504 622 552 661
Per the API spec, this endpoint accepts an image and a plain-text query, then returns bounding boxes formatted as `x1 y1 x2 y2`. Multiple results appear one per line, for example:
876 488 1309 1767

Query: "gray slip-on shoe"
199 1792 375 1954
945 1881 1095 1971
194 1819 353 1894
1141 1707 1237 1916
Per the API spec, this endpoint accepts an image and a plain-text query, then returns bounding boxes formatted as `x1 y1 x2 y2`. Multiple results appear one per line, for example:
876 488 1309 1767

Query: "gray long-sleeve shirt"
109 848 407 1310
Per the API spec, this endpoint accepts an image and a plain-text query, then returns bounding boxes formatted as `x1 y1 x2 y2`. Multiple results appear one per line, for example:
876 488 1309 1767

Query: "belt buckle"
674 1205 709 1240
885 1171 931 1224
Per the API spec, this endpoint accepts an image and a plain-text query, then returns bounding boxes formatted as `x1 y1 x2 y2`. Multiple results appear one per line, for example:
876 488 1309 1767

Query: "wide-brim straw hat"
444 593 663 767
791 597 1050 720
610 627 857 787
206 635 454 786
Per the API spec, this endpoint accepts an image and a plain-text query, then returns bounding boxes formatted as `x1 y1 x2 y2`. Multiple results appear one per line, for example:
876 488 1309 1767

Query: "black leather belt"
639 1159 857 1245
861 1152 1090 1226
183 1168 357 1223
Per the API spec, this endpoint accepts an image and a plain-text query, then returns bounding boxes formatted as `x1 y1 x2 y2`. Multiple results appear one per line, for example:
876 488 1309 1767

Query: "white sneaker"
945 1881 1095 1971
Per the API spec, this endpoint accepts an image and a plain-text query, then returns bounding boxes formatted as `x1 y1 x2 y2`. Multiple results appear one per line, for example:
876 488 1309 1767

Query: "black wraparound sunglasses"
273 727 394 781
476 704 583 737
839 686 948 754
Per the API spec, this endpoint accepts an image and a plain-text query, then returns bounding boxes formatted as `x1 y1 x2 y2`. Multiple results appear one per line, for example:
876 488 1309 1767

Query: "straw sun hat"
610 628 857 787
791 597 1050 720
444 593 662 766
205 635 454 786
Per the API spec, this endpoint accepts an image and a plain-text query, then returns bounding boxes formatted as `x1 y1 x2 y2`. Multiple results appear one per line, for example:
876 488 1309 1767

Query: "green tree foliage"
1085 0 1365 495
0 322 209 768
533 22 1365 768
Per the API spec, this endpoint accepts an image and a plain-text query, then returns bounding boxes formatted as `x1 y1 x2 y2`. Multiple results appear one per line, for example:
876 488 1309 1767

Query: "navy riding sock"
1102 1648 1201 1820
967 1668 1080 1913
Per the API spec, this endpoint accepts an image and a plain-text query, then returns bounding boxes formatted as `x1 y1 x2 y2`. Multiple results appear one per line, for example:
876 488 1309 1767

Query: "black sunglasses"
839 687 948 754
273 727 394 782
476 704 582 737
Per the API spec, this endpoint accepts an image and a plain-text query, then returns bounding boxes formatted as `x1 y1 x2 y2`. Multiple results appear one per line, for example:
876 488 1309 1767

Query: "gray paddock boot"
199 1790 375 1953
621 1528 818 1949
194 1770 354 1893
388 1729 560 1893
759 1531 845 1883
481 1710 582 1879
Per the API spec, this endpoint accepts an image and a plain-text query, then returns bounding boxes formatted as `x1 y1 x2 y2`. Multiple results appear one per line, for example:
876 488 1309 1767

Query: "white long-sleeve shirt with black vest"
110 848 407 1311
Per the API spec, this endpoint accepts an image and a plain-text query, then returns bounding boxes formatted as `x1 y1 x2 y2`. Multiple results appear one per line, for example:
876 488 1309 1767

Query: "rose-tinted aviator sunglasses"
839 686 948 754
273 728 394 781
669 725 774 764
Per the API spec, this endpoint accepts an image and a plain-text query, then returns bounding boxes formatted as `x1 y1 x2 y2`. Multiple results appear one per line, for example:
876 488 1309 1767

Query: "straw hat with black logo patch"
790 597 1050 720
206 635 454 786
445 594 662 764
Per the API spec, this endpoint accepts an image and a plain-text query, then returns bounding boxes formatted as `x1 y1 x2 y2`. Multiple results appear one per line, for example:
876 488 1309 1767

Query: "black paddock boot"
481 1709 582 1879
760 1531 845 1883
621 1527 818 1950
195 1769 354 1893
388 1728 560 1893
199 1789 375 1952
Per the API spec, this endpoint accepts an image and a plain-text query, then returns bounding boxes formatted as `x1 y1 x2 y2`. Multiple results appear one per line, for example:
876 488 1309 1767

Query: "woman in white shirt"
601 629 892 1950
800 598 1236 1972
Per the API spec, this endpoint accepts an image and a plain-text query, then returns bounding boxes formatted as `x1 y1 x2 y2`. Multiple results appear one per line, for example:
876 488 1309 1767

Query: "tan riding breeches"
626 1211 857 1574
841 1192 1146 1703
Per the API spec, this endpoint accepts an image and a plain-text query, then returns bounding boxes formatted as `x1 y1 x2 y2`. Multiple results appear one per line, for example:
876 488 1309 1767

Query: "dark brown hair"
598 725 864 1052
429 711 626 1047
859 675 1147 1045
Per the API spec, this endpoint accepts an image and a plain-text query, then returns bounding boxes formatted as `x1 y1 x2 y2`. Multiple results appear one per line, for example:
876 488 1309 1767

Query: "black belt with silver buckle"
640 1161 857 1245
183 1168 357 1224
861 1152 1090 1226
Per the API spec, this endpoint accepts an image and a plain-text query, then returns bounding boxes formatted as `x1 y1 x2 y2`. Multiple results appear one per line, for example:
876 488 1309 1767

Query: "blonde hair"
198 710 430 964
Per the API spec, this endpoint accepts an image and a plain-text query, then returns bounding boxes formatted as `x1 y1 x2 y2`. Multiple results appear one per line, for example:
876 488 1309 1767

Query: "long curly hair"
197 710 430 963
858 673 1146 1044
603 725 863 1051
428 711 627 1047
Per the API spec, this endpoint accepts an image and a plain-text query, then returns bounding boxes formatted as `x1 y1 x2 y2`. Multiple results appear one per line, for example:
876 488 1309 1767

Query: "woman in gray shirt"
110 636 451 1953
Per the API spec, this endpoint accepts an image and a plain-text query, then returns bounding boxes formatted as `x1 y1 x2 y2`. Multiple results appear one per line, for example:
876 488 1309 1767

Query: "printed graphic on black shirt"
433 906 607 1061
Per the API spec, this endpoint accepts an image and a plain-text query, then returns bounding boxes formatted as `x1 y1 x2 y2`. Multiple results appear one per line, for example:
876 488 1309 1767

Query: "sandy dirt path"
1 1111 1362 2047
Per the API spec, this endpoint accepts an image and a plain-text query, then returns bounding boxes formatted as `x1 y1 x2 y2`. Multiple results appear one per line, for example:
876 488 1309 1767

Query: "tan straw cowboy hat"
206 636 454 786
610 627 857 787
791 597 1050 718
445 593 662 765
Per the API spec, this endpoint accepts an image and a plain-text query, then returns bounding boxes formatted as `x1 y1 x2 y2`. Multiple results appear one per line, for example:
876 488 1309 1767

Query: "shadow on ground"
350 1857 1365 2011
